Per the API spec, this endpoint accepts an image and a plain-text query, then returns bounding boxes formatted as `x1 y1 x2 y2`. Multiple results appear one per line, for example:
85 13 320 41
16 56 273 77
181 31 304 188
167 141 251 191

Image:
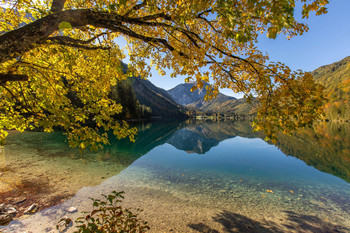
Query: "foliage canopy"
0 0 328 148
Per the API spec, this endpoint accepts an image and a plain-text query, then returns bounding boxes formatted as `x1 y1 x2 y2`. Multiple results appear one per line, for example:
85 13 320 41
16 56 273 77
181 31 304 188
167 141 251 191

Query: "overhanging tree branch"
0 74 28 82
45 34 111 50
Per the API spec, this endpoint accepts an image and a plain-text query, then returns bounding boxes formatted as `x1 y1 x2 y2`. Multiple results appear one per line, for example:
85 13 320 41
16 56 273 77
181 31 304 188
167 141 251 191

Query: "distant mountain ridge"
167 82 214 105
167 83 253 115
119 56 350 120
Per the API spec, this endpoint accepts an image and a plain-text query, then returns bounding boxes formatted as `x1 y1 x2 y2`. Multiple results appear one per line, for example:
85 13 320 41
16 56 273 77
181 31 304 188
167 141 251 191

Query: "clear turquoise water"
1 121 350 232
118 134 350 212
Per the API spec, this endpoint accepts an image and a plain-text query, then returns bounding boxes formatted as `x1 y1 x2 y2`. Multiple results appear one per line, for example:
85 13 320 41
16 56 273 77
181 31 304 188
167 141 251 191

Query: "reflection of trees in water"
161 120 350 184
6 120 349 183
123 120 350 184
275 122 350 183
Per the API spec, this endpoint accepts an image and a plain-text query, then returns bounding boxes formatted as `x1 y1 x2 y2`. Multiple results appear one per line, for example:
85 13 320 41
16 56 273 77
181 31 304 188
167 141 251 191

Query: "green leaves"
58 21 72 30
74 191 149 233
107 3 117 12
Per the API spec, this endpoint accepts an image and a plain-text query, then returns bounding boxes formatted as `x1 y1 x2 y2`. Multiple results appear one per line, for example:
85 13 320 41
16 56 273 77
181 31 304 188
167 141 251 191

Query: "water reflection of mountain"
137 120 350 183
167 128 219 153
167 121 257 154
72 121 350 183
3 119 349 209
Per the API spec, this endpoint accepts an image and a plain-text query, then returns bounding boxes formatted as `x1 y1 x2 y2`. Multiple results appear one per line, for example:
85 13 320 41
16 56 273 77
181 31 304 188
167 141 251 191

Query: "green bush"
74 191 150 233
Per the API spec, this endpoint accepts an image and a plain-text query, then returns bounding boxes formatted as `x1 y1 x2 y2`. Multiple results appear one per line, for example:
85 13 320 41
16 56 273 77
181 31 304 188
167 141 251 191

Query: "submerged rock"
67 206 77 213
0 204 17 225
24 203 38 214
13 197 26 204
56 216 72 232
219 189 226 194
0 214 12 225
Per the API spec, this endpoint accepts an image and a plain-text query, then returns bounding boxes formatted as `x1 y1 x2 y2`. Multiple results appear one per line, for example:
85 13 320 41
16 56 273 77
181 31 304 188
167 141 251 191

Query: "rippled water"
1 121 350 232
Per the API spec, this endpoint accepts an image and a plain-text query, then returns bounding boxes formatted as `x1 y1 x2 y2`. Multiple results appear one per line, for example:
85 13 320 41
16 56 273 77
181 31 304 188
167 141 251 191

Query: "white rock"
24 203 38 214
67 206 77 213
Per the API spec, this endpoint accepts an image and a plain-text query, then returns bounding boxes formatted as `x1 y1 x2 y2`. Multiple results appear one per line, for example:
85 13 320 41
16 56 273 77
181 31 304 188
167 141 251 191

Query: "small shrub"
74 191 149 233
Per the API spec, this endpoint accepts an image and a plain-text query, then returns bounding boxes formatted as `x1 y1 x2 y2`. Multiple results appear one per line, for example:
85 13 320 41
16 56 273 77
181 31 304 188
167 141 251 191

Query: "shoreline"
3 173 349 233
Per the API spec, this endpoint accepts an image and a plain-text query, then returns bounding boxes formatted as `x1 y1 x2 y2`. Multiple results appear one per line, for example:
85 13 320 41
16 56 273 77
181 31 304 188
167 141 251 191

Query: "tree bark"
0 9 89 64
50 0 66 13
0 9 177 64
0 74 28 82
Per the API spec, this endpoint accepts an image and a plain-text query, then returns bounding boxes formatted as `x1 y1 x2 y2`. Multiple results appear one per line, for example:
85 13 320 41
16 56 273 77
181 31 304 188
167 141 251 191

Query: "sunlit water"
1 121 350 232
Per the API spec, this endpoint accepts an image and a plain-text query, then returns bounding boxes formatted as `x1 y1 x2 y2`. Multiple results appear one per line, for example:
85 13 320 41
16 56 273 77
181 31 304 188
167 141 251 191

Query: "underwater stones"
219 189 226 194
5 207 16 215
310 200 324 206
0 204 17 225
13 196 26 204
24 203 38 214
0 214 12 225
56 216 72 232
67 206 77 213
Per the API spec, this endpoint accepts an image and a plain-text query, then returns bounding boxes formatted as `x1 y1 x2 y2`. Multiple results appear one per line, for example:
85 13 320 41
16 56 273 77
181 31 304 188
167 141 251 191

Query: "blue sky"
125 0 350 97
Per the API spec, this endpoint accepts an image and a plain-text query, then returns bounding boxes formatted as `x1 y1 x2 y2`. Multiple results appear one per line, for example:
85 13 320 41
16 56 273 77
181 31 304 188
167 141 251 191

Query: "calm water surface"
1 121 350 232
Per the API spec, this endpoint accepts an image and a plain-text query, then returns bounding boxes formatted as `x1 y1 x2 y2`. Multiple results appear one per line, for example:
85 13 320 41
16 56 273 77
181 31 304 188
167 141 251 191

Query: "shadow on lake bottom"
189 210 349 233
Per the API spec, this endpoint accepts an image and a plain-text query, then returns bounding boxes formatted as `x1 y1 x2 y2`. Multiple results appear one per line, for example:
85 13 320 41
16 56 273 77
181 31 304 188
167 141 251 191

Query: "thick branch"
50 0 66 13
0 9 184 63
0 74 28 82
0 8 249 71
0 9 89 64
45 33 110 50
47 33 108 45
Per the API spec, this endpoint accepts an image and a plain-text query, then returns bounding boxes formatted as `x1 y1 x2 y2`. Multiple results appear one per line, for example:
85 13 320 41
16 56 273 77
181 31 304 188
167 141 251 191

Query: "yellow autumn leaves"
0 0 329 148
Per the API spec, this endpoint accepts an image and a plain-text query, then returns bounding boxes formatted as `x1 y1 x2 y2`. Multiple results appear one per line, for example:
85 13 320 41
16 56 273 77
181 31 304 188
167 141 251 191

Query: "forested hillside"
312 56 350 121
110 78 151 120
132 77 188 119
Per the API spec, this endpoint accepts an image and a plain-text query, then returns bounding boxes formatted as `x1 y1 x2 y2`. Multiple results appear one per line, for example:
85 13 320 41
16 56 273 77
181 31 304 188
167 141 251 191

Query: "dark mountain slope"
132 77 188 118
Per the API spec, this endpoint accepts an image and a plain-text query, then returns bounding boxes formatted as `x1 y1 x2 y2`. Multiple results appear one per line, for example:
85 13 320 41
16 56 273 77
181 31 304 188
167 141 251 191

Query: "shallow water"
1 121 350 232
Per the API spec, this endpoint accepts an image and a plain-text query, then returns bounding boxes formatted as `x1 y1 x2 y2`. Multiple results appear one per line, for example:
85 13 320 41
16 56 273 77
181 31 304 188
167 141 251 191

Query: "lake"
1 120 350 232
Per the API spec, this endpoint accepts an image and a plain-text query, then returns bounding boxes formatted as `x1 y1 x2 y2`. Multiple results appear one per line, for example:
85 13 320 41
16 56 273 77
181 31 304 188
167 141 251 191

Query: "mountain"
167 82 213 105
312 56 350 121
189 96 254 115
114 61 188 119
132 76 188 119
167 83 253 115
